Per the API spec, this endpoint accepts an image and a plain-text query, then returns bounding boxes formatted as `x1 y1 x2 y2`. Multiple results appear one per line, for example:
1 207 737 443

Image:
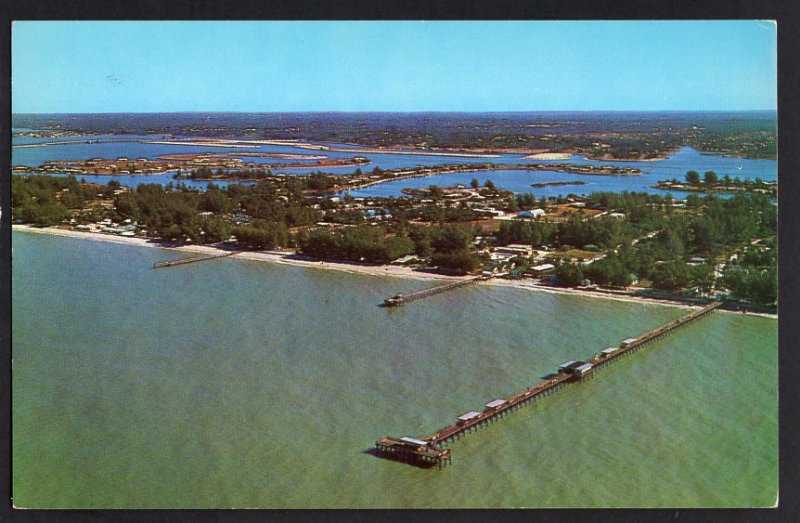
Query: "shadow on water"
362 448 440 469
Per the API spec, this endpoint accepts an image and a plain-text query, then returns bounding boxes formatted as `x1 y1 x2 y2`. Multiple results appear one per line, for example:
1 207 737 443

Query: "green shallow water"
12 231 777 508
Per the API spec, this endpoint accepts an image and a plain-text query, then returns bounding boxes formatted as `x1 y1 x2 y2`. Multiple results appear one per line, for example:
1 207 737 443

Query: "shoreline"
292 143 501 158
12 224 776 319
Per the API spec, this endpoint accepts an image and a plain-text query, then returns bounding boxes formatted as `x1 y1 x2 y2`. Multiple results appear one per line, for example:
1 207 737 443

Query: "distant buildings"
516 208 546 219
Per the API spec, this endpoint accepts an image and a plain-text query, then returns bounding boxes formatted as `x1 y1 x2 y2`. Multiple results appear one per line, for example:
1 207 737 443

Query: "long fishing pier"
374 300 722 469
153 251 241 269
384 275 489 306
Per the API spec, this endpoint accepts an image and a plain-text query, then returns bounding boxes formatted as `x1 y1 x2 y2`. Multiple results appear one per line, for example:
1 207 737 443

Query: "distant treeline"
13 112 776 160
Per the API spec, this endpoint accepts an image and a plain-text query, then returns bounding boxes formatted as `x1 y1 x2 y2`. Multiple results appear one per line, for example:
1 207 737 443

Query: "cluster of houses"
33 154 252 176
475 243 557 279
74 218 140 236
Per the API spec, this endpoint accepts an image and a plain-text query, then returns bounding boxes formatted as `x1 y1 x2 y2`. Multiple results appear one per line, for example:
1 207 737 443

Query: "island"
530 180 589 188
653 170 777 197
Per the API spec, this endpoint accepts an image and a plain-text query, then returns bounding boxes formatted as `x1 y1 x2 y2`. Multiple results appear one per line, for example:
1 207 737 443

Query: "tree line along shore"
12 171 776 309
653 169 777 198
13 154 642 186
11 153 370 177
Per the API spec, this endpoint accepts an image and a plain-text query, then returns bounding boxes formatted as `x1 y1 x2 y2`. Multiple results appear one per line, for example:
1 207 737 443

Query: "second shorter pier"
153 250 241 269
384 275 489 306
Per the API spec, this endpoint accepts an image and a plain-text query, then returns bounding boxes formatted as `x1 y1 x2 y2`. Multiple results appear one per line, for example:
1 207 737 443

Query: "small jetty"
374 301 722 468
153 251 241 269
384 275 489 307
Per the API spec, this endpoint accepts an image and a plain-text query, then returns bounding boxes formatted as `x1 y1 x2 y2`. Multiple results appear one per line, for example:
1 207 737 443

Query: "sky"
12 21 777 113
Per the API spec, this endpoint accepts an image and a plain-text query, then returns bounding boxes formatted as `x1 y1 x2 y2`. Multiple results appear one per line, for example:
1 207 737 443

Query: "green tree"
236 222 289 250
200 186 231 213
689 263 716 295
658 226 686 260
651 261 691 291
555 259 583 287
704 171 718 185
685 171 700 185
584 253 632 287
199 217 231 244
60 190 84 209
431 225 474 253
18 202 70 226
722 266 776 305
691 216 721 253
430 250 482 274
470 178 480 189
408 227 433 256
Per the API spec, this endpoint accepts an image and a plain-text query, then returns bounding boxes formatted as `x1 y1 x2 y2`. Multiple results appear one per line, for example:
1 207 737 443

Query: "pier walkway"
153 250 241 269
375 301 722 468
384 275 488 306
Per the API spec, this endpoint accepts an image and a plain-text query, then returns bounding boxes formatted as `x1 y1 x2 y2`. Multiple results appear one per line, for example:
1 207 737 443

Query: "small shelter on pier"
558 360 578 371
558 360 592 379
400 436 429 448
573 362 594 379
600 347 617 357
484 399 507 411
457 411 481 424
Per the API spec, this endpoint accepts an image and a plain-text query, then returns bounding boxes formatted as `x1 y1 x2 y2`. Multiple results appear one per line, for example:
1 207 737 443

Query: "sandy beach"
523 152 573 160
12 224 775 318
292 144 502 158
140 140 255 148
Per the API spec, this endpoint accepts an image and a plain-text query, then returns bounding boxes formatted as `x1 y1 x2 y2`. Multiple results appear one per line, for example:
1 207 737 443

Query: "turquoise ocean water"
12 231 777 508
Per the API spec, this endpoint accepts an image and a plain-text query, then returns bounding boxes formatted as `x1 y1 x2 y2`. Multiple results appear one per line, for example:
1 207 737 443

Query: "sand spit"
523 152 573 160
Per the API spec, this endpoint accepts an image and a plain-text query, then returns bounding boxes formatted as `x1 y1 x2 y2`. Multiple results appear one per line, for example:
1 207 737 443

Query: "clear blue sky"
12 21 777 113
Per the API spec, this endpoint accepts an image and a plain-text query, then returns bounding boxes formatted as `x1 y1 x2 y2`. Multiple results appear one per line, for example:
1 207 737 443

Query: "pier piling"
384 275 488 306
153 250 241 269
374 301 722 469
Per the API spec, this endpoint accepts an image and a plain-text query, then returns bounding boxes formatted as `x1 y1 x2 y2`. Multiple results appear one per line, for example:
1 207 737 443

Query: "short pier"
153 251 241 269
374 301 722 468
384 275 488 306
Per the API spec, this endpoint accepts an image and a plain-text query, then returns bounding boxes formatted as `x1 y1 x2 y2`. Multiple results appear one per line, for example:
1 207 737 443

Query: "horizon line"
12 109 778 116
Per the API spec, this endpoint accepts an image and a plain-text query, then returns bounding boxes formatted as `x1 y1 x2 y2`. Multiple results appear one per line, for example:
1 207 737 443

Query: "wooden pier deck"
374 301 722 468
384 275 488 306
153 250 241 269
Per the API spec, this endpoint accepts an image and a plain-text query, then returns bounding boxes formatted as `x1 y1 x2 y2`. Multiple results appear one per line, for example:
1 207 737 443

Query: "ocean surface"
12 133 777 198
12 231 777 508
